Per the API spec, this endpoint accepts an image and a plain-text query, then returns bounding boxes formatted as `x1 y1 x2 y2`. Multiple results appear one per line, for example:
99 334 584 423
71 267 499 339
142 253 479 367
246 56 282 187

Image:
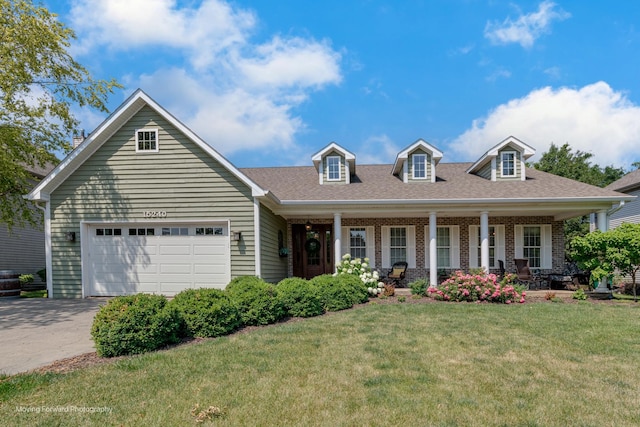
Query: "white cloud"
68 0 342 157
357 134 400 164
449 81 640 168
484 1 570 48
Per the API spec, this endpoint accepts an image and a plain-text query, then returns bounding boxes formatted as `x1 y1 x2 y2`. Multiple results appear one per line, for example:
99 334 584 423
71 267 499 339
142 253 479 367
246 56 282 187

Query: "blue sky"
47 0 640 169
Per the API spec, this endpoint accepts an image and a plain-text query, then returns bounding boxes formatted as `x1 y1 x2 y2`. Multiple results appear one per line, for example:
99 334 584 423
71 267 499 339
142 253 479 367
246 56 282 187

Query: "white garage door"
87 223 230 296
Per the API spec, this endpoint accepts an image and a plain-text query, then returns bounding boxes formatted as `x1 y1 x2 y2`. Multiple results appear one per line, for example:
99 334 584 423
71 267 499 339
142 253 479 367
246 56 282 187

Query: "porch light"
232 231 242 241
65 231 76 242
305 221 312 231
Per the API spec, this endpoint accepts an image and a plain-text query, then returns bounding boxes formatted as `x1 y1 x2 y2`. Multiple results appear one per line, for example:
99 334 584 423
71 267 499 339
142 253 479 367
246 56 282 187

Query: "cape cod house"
27 90 632 298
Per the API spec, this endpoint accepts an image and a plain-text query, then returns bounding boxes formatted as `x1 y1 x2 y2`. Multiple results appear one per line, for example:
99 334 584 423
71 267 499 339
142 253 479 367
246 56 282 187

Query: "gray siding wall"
259 204 288 284
477 162 492 180
49 106 255 297
0 221 45 279
610 188 640 228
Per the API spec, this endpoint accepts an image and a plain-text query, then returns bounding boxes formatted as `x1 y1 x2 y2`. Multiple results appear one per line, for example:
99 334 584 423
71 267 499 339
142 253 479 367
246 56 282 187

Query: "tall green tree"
534 143 625 258
0 0 121 229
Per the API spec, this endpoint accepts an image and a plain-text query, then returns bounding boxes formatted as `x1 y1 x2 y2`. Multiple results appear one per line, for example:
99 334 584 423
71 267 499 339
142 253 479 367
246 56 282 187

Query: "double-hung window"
381 226 415 268
136 128 159 153
425 225 460 269
327 156 341 181
468 225 505 269
436 227 451 268
501 151 516 177
389 227 407 265
412 154 426 179
515 225 552 270
349 228 367 259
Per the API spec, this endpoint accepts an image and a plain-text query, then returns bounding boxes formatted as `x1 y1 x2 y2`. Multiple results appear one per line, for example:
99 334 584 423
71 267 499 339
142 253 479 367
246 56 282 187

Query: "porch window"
501 151 516 177
389 227 407 265
523 226 541 268
424 225 460 269
468 225 505 269
349 227 367 259
514 224 552 270
412 153 426 179
437 227 451 268
327 156 341 181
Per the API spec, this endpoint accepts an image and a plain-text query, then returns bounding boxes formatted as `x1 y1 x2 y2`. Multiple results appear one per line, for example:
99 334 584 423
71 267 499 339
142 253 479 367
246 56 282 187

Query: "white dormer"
392 139 444 183
311 142 356 185
466 136 535 181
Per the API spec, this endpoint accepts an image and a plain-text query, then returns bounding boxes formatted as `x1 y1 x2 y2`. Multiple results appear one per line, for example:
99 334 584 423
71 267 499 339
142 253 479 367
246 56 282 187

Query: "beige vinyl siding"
407 149 432 182
496 148 522 181
49 106 255 297
323 150 347 184
259 203 288 283
0 222 45 278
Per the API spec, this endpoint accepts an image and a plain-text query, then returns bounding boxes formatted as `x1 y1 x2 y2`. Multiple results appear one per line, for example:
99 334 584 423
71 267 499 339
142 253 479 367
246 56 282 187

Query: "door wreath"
305 237 321 254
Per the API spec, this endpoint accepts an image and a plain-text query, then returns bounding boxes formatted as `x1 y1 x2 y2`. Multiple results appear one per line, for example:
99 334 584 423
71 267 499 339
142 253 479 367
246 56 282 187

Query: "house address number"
142 211 167 218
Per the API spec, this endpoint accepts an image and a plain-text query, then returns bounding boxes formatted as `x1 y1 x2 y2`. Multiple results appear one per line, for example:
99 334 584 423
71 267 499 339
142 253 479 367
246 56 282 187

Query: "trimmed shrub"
91 294 183 357
275 277 324 318
334 273 369 305
170 288 241 338
311 274 354 312
226 276 286 326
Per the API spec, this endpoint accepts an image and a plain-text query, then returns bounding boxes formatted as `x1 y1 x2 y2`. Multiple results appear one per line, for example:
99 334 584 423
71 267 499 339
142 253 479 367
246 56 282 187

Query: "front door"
292 224 333 279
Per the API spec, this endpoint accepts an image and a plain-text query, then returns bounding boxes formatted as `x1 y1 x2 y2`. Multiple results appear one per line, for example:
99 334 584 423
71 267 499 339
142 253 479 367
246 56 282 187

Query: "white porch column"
480 211 490 274
334 213 342 271
595 209 610 292
429 212 438 287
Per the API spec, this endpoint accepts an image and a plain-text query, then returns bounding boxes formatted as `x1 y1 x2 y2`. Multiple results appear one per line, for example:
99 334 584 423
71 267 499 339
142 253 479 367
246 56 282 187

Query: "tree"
0 0 121 229
534 143 625 258
571 223 640 301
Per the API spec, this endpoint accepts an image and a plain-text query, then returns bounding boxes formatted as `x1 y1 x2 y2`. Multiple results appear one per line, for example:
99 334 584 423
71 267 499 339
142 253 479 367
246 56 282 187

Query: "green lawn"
2 301 640 426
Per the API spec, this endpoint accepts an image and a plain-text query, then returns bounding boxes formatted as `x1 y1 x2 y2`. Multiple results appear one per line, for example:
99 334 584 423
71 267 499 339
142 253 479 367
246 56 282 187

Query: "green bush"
276 277 324 318
311 274 354 312
334 273 369 305
409 278 429 296
169 288 241 338
91 294 183 357
226 276 286 326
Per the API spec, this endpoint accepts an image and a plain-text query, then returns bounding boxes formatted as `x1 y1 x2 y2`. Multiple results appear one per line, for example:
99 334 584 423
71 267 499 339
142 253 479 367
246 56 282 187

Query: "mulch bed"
21 293 632 377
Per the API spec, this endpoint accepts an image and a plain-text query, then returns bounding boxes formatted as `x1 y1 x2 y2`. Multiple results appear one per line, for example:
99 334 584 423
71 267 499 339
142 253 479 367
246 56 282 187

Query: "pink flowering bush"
427 271 526 304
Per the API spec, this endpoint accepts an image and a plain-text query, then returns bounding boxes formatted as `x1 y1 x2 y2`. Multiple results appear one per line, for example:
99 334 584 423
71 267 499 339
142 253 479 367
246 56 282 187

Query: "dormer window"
327 156 341 181
501 151 516 177
412 154 427 179
136 128 158 153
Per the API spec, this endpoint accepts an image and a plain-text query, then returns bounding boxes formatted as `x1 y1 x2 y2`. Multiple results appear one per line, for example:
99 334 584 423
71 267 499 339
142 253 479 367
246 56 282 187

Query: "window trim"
326 155 341 181
412 153 427 179
500 151 517 177
381 225 416 268
135 128 159 153
424 225 460 269
514 224 552 270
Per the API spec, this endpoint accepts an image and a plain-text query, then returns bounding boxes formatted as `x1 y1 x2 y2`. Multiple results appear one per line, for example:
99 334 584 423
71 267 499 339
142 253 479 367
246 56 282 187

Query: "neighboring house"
27 90 633 298
1 162 55 281
605 169 640 228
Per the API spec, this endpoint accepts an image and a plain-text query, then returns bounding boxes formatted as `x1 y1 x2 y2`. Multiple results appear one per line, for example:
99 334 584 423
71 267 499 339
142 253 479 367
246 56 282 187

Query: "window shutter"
542 224 553 269
341 227 349 259
407 225 416 268
495 225 506 268
424 225 430 268
366 226 375 268
468 225 478 268
450 225 460 268
381 226 390 268
514 225 524 259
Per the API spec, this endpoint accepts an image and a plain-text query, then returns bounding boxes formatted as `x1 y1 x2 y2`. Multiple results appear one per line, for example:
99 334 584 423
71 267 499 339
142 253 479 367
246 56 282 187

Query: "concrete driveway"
0 298 105 376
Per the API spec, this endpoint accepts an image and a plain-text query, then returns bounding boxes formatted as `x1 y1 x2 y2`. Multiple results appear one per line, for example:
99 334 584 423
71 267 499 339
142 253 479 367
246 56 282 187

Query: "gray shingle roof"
241 163 627 202
605 169 640 193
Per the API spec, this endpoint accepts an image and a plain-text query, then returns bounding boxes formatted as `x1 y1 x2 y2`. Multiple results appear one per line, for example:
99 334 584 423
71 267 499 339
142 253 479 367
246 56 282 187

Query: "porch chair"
386 261 408 287
514 258 545 290
498 260 506 279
